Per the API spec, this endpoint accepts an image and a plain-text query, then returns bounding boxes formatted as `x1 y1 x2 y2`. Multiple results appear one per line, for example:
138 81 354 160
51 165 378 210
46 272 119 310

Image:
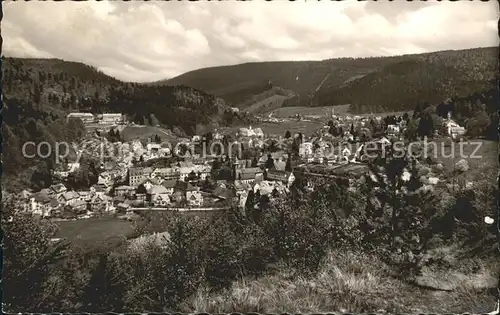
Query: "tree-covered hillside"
161 59 392 108
1 57 248 191
2 57 243 134
322 48 498 113
162 47 498 113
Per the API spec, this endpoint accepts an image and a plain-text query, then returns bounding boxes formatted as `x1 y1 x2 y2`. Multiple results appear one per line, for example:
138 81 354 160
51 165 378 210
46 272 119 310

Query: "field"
266 104 412 118
121 125 178 142
221 119 324 138
268 104 350 117
53 215 136 245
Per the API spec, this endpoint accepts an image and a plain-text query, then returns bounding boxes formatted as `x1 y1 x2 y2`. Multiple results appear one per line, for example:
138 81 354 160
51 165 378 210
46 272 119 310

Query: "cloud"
3 1 498 82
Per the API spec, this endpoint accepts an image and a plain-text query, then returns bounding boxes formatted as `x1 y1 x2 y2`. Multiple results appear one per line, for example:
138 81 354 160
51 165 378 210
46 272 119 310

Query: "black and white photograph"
1 0 499 313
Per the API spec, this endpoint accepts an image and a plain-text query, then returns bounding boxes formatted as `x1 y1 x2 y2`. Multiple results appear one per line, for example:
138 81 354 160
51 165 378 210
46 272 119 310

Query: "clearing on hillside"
245 95 291 114
122 125 178 142
54 215 136 245
267 105 351 118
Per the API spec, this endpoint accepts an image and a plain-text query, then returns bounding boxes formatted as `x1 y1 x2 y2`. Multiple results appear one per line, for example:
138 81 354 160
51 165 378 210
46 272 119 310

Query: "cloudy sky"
3 1 498 82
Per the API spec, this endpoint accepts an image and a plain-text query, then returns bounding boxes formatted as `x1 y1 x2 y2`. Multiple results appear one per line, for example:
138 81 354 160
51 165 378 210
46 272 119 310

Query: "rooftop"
148 185 170 195
174 180 197 192
161 179 178 189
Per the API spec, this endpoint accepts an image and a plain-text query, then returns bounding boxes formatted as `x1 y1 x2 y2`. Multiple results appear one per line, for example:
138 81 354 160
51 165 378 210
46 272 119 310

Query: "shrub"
202 215 244 290
433 163 444 173
418 166 432 177
455 159 469 172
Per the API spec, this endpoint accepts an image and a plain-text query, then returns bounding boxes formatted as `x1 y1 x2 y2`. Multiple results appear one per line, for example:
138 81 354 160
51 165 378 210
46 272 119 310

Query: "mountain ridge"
160 46 498 112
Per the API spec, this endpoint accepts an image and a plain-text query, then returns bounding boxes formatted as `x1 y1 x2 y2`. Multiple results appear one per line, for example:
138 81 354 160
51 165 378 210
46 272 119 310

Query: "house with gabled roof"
129 167 154 187
58 191 80 206
147 185 172 206
152 193 172 207
173 180 202 206
212 186 236 201
151 167 180 180
187 191 203 207
98 172 112 187
160 179 177 195
90 194 112 212
29 192 51 216
115 185 135 197
77 190 92 202
90 184 107 198
72 199 88 212
266 170 295 187
235 167 263 184
50 183 67 196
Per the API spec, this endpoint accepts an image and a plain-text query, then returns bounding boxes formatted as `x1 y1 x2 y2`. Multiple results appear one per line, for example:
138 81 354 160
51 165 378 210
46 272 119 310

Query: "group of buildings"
67 112 125 125
17 109 467 219
19 151 298 218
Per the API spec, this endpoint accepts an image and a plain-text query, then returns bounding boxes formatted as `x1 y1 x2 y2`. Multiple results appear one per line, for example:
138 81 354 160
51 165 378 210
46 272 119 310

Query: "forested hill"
319 48 499 112
161 47 498 112
2 57 243 134
1 57 246 191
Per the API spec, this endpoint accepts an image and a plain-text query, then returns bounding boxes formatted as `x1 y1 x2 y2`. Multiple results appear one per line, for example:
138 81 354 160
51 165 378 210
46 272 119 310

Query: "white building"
129 167 154 187
239 126 264 138
299 142 313 157
386 124 400 136
444 115 466 139
67 113 95 123
102 113 124 124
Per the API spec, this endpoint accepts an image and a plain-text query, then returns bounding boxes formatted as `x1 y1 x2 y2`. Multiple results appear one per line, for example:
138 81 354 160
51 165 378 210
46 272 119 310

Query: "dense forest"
2 97 86 191
163 47 498 111
329 61 498 113
2 57 246 132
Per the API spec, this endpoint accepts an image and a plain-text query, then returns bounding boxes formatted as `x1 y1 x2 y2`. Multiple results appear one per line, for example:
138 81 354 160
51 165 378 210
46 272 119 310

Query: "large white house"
67 113 95 123
129 167 154 187
299 142 313 157
444 117 466 139
101 113 124 124
239 126 264 138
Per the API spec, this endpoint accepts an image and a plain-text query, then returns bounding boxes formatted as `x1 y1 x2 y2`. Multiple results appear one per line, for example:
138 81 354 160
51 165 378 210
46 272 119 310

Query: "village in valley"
3 2 499 313
12 104 476 243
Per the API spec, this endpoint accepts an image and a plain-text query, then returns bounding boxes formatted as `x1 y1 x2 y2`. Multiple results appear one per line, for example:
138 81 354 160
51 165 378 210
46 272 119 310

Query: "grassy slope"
182 250 498 313
220 120 323 138
121 125 178 142
245 94 290 114
268 104 351 117
54 216 136 244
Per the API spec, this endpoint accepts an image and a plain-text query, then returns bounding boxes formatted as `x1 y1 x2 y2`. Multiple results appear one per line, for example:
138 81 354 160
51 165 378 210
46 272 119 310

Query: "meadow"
268 104 350 117
245 94 289 114
121 125 178 142
53 215 136 245
267 104 412 118
220 120 324 138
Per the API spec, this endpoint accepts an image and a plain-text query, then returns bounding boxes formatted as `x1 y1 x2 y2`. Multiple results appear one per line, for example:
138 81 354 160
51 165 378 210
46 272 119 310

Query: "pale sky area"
3 1 498 82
